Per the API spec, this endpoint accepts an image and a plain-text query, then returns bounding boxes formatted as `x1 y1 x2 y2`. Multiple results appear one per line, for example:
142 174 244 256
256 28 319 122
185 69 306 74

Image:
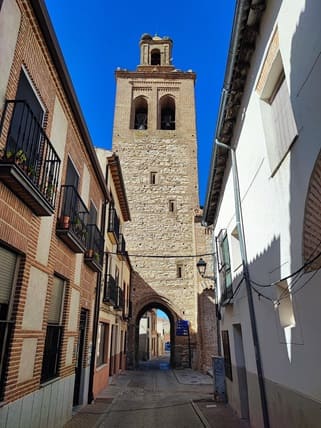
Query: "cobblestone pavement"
64 357 249 428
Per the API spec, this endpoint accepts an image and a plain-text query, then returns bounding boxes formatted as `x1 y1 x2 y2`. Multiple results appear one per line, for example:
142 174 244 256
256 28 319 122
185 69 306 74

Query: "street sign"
176 319 189 336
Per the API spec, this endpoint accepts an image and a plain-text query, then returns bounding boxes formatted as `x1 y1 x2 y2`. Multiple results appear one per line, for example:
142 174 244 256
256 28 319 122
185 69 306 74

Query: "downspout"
216 141 270 428
203 1 270 426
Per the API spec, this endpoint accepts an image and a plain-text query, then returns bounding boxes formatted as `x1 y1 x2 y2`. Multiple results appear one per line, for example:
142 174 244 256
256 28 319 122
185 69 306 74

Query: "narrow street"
66 356 248 428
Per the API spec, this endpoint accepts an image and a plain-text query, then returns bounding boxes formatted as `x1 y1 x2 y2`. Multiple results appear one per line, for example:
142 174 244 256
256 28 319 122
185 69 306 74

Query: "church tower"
112 34 206 368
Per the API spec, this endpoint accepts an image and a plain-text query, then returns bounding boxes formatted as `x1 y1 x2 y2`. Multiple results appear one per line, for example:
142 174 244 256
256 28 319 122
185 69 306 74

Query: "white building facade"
203 1 321 427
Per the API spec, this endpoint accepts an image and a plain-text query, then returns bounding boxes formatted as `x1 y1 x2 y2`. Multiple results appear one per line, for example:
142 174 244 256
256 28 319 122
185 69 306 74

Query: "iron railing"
108 204 120 240
85 224 104 266
57 185 89 247
117 233 126 256
0 100 60 207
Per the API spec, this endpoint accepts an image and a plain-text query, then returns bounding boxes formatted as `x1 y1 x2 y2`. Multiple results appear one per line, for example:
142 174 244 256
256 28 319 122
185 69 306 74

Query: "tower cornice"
115 70 196 81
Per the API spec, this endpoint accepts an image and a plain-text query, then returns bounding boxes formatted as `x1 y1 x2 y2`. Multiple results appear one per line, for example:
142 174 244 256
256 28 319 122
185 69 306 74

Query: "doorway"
233 323 249 419
73 308 88 406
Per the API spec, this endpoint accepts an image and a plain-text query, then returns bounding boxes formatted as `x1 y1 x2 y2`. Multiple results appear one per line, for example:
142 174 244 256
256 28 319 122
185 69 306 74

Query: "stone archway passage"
134 302 176 369
303 149 321 271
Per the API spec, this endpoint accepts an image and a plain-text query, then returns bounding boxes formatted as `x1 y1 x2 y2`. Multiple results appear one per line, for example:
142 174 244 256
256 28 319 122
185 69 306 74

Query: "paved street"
65 356 248 428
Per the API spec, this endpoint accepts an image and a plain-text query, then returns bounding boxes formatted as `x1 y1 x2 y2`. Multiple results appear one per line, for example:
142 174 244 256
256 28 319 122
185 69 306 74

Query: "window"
96 322 108 366
41 276 65 383
258 47 297 175
276 280 295 328
222 330 233 380
159 95 175 130
216 230 232 302
176 264 183 278
0 247 18 399
8 70 44 165
132 96 148 130
231 226 242 272
151 49 161 65
150 171 158 185
169 200 176 212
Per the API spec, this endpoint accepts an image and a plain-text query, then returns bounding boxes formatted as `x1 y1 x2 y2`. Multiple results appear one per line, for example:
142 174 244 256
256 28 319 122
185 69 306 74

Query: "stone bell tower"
112 34 208 368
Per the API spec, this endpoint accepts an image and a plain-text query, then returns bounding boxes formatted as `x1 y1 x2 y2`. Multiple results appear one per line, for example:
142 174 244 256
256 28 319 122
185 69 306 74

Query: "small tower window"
151 49 161 65
177 264 183 278
132 96 148 130
169 199 176 212
150 172 158 185
159 95 175 130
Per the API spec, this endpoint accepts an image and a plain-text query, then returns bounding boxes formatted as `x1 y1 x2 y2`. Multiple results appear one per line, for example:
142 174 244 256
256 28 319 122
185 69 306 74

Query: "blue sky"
44 1 235 205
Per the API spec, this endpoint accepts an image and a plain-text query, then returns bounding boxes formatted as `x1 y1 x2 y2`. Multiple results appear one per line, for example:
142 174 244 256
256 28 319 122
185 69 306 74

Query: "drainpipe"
215 140 270 428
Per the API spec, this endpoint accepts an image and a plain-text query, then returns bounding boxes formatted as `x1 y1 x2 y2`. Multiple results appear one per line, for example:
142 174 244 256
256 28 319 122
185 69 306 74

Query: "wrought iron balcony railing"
56 185 89 253
0 100 60 216
84 224 104 272
107 204 120 243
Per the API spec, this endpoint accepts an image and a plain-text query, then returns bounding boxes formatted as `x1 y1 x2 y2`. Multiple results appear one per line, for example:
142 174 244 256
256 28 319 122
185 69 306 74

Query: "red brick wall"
0 0 105 404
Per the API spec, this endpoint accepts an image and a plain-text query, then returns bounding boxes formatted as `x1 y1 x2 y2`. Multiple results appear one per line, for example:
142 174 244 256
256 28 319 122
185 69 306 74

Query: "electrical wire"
250 239 321 288
281 266 321 300
226 277 244 304
277 238 321 301
108 251 215 259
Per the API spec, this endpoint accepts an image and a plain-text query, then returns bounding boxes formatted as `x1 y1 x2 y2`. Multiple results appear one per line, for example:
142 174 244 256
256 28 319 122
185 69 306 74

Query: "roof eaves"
107 154 131 222
29 0 110 201
203 0 266 226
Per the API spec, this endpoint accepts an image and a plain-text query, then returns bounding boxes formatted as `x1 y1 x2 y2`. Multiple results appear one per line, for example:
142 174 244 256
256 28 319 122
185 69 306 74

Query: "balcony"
0 100 61 216
117 233 126 260
56 185 89 253
107 204 120 244
103 274 117 306
84 224 104 272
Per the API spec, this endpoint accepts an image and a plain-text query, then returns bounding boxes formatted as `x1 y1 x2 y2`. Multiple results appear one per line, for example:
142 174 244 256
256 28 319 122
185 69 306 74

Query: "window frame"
0 247 19 400
96 322 108 367
41 275 66 384
216 230 233 302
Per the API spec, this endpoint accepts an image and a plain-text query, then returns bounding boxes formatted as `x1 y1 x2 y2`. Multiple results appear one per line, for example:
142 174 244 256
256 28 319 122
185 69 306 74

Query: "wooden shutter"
48 276 64 324
0 247 17 305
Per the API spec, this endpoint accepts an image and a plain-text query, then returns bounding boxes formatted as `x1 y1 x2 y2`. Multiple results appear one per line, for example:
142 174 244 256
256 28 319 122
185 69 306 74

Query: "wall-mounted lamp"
196 257 207 277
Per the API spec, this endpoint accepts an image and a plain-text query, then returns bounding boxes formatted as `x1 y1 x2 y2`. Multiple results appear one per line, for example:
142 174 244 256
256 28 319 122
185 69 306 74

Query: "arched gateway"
131 298 177 368
112 35 215 370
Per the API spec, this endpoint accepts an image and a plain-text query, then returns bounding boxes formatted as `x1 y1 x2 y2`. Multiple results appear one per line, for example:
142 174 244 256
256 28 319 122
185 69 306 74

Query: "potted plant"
61 215 70 229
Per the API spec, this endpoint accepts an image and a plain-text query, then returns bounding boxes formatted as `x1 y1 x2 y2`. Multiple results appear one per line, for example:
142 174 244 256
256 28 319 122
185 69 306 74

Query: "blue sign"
176 320 189 336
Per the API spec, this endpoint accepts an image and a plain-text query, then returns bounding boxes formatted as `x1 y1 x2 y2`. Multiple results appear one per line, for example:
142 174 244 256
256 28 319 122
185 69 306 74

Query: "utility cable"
108 251 215 259
250 241 321 288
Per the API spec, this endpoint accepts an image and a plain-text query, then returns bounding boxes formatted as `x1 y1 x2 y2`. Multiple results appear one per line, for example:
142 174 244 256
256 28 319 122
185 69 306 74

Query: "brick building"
94 150 131 396
0 0 109 426
112 34 216 370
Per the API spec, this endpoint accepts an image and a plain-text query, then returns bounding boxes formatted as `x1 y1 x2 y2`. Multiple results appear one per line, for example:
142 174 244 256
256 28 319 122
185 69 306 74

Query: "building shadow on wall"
287 1 321 425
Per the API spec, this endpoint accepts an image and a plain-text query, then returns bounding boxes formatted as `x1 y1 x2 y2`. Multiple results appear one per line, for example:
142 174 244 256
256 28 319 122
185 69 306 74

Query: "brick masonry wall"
303 149 321 271
0 0 104 405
